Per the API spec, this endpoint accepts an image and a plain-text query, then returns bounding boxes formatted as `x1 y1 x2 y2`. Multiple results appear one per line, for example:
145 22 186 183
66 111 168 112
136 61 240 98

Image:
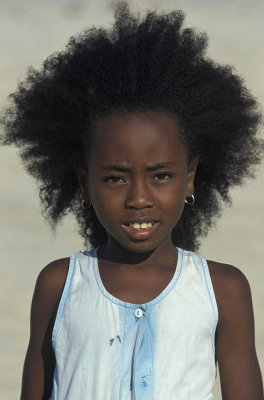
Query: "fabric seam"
92 247 183 309
52 253 76 347
201 256 219 355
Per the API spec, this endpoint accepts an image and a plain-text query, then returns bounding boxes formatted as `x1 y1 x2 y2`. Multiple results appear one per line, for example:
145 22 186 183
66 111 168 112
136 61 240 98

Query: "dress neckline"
84 247 183 309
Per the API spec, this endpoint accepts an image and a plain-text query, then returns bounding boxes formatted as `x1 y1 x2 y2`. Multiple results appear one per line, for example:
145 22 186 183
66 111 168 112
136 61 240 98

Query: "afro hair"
1 3 263 251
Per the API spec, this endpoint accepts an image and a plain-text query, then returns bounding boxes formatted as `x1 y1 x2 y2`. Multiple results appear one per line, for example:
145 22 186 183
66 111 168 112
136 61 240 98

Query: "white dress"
50 248 218 400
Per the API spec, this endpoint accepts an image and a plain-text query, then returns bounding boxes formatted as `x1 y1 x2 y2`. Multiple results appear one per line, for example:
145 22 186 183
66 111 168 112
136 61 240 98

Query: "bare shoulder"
207 261 252 322
20 258 70 399
28 258 70 366
207 262 264 398
207 260 251 308
36 257 70 292
33 257 70 311
31 257 70 323
207 259 249 284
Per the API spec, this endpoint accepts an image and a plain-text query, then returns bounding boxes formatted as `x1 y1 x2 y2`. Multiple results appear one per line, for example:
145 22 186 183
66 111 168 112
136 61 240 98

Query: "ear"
186 156 199 197
76 166 90 201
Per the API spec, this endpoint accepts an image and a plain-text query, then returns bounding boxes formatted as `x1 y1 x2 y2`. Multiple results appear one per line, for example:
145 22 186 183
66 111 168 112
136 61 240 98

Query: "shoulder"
207 261 264 397
37 257 70 286
33 257 70 316
36 257 70 293
207 260 252 325
207 260 250 297
29 258 70 343
20 258 70 399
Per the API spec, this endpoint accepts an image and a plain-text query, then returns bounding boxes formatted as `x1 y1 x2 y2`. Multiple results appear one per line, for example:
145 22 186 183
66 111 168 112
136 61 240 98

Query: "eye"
104 176 125 184
153 173 173 181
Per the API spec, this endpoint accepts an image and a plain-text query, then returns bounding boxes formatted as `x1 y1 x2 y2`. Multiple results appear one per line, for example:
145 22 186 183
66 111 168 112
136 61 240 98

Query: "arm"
20 258 69 400
209 261 263 400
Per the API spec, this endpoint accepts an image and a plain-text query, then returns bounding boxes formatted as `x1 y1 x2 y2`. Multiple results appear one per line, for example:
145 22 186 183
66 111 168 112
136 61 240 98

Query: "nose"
125 180 154 210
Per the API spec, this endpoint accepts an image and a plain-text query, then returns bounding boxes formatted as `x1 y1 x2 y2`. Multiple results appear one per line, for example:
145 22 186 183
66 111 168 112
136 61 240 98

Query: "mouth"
128 221 155 230
121 221 160 240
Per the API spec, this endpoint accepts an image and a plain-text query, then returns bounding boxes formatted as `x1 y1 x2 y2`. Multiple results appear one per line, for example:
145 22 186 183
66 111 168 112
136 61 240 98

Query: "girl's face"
81 111 197 256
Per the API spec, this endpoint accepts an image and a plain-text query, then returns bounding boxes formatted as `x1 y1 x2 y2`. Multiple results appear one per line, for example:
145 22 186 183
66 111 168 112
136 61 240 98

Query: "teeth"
129 222 154 230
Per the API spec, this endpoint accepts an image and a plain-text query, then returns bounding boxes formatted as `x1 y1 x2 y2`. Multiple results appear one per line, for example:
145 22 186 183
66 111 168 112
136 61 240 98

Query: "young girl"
1 4 263 399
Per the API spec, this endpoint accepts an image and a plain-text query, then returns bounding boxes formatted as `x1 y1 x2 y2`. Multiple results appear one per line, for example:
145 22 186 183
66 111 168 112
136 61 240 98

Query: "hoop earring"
81 200 92 210
185 194 195 206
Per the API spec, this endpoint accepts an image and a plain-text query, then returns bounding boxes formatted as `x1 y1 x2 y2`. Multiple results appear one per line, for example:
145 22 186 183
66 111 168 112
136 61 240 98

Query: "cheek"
89 185 118 225
91 192 109 215
168 179 188 210
167 178 188 201
156 183 187 217
169 197 185 219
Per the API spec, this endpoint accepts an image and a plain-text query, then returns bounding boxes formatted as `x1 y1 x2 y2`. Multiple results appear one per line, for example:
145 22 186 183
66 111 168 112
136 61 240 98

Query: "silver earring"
185 194 195 206
81 200 92 210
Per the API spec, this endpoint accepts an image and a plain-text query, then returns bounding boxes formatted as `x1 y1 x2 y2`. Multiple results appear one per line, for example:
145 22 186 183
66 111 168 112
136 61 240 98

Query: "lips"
121 221 160 241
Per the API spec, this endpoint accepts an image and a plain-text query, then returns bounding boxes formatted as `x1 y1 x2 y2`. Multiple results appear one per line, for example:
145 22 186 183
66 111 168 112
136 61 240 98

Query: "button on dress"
50 248 218 400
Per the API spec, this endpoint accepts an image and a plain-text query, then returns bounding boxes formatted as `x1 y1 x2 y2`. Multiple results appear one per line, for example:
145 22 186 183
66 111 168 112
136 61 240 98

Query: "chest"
98 264 176 304
53 260 217 399
51 251 218 399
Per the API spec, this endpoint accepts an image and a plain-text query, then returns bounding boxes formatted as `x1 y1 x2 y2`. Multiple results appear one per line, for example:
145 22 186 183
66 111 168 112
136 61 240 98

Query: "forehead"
88 111 188 165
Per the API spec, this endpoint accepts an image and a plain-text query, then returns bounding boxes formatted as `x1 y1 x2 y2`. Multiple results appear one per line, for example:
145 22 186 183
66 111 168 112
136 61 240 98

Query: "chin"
119 239 165 255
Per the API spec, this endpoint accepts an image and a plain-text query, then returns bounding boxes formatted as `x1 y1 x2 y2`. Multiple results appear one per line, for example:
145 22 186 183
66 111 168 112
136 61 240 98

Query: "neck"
98 238 177 267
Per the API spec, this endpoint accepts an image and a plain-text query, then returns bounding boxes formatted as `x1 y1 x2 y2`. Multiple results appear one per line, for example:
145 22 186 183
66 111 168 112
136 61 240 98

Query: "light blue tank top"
50 248 218 400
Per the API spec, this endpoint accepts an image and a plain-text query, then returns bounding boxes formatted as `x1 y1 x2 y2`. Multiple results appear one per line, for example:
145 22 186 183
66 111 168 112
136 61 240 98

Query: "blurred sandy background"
0 0 263 398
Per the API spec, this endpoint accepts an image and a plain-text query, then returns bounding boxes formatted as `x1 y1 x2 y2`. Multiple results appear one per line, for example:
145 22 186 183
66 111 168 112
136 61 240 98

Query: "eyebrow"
100 162 177 172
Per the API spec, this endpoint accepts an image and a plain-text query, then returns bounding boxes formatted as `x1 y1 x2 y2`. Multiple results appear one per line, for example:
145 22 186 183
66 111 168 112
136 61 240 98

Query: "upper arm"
20 258 69 400
208 261 263 400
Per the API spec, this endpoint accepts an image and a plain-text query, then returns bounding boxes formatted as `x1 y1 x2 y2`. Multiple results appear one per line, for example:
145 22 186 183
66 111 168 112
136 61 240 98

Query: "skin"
20 111 263 399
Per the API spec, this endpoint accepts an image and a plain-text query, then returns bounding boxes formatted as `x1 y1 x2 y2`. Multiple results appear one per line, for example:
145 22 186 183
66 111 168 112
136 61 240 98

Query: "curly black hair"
1 3 263 251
